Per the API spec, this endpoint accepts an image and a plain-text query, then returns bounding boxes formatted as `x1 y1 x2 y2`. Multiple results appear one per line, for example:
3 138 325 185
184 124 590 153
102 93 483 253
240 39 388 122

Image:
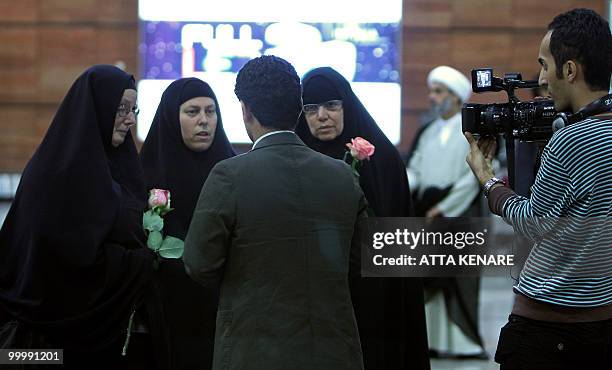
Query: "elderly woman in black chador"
0 65 167 369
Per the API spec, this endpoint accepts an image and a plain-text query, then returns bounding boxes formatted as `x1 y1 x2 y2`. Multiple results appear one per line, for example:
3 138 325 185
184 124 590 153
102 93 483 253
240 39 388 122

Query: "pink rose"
346 137 375 161
148 189 170 209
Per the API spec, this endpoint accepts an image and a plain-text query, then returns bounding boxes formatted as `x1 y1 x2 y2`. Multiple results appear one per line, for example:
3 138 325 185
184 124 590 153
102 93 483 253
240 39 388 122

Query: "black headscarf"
140 78 235 240
296 67 414 217
0 65 154 352
296 67 429 370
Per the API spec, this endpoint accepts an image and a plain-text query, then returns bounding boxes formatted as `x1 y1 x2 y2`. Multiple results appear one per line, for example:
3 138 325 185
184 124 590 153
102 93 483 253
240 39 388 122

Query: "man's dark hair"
548 8 612 91
234 55 302 130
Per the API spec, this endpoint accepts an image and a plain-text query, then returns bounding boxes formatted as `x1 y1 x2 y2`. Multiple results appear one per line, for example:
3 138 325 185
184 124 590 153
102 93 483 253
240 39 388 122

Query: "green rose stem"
343 144 375 216
121 305 137 356
123 190 186 353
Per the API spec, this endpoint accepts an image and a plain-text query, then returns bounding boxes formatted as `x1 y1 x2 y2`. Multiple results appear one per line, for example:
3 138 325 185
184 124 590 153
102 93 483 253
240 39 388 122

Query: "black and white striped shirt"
502 112 612 307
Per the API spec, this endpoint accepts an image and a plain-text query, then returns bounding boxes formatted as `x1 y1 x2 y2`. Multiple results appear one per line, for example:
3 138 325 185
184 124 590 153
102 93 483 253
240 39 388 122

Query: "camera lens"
482 104 510 134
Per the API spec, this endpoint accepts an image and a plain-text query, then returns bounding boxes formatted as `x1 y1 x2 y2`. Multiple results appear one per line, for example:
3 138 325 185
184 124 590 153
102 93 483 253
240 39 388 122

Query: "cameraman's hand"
464 132 497 186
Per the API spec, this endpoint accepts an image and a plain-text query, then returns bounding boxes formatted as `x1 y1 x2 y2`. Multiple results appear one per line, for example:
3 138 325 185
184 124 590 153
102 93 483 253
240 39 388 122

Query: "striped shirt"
502 112 612 308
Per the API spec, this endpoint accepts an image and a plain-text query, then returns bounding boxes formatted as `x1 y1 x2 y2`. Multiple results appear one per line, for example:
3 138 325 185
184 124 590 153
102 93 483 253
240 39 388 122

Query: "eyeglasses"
303 100 343 116
116 104 140 118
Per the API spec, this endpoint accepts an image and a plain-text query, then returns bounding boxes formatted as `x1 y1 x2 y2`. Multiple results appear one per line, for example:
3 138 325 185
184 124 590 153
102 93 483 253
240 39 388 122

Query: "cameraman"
465 8 612 369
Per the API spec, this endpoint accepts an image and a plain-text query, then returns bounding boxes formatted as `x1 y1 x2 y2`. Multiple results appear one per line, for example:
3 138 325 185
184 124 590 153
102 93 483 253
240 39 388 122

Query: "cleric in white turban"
427 65 472 104
406 65 486 357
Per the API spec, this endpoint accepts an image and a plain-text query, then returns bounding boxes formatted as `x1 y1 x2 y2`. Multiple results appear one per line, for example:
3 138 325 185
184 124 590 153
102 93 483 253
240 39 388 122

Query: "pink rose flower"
346 137 375 161
148 189 170 209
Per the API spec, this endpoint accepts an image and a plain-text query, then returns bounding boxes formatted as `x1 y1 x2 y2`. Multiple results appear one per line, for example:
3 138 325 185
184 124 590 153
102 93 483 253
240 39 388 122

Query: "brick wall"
0 0 607 170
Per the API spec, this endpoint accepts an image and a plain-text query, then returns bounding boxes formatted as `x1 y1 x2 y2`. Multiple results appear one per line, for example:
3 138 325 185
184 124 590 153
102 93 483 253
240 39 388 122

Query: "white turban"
427 66 472 103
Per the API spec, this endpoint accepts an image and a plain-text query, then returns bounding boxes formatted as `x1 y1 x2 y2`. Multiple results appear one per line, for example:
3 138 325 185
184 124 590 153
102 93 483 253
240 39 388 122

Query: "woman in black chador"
296 67 430 370
0 65 166 369
140 78 235 370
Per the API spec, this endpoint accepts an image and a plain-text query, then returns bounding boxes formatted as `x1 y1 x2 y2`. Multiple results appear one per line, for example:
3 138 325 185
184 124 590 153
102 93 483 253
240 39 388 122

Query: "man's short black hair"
548 8 612 91
234 55 302 130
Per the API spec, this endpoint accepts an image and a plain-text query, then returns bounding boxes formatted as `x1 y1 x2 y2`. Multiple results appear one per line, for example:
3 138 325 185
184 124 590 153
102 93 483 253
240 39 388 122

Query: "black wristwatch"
483 177 505 198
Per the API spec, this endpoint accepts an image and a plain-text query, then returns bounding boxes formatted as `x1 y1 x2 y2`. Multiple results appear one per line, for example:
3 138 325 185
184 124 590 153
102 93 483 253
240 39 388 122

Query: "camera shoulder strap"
568 93 612 124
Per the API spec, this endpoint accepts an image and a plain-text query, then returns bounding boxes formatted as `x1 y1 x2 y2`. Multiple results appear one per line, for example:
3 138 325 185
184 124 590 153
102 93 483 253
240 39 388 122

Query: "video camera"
462 68 557 142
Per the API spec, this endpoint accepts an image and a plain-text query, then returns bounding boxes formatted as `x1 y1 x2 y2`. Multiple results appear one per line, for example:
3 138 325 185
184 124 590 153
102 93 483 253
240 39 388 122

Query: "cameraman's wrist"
483 177 506 198
490 183 504 193
478 171 496 186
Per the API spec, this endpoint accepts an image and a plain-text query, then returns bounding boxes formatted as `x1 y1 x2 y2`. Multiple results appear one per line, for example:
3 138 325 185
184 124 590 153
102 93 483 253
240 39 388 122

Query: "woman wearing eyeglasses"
139 78 235 370
296 67 430 370
113 99 140 145
0 65 168 369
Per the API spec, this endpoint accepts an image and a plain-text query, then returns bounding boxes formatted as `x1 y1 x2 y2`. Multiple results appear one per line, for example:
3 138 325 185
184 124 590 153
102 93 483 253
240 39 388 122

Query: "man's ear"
565 60 578 83
240 101 253 124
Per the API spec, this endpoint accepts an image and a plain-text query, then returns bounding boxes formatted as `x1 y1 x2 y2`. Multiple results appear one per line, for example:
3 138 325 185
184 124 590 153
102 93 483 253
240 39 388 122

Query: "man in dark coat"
183 55 366 370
